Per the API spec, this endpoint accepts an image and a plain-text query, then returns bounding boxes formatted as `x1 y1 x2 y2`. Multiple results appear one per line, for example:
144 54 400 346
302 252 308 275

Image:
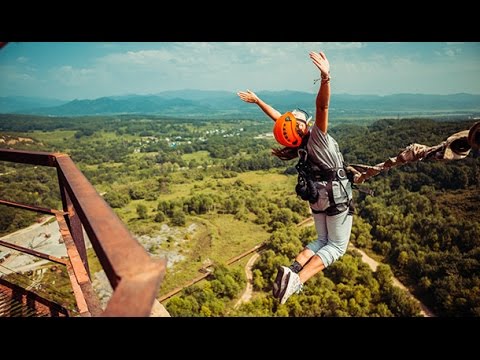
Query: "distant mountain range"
1 90 479 118
0 96 66 114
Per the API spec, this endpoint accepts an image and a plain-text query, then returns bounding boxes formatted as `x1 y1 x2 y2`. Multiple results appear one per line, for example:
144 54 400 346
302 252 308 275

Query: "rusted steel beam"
55 155 166 313
1 149 166 316
0 239 68 265
57 170 89 275
0 148 60 167
102 259 166 317
56 213 102 316
0 300 25 316
0 278 69 317
0 199 66 216
65 262 90 317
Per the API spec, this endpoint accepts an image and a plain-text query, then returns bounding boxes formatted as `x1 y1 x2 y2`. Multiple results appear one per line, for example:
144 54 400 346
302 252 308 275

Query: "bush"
104 192 129 208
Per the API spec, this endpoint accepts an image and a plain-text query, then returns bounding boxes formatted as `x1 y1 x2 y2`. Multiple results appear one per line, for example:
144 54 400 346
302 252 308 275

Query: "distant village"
132 127 265 153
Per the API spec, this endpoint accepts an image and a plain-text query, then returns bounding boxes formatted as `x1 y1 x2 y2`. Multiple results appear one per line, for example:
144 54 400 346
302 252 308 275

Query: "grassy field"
149 168 296 299
201 213 270 263
29 130 78 145
80 164 293 300
181 150 210 162
157 213 269 298
137 169 290 296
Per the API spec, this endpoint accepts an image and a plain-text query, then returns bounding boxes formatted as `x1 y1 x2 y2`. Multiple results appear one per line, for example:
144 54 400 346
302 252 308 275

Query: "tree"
254 209 269 225
136 204 148 219
252 269 265 290
171 207 186 226
375 264 394 290
269 208 295 227
154 211 166 223
129 186 147 200
104 192 129 208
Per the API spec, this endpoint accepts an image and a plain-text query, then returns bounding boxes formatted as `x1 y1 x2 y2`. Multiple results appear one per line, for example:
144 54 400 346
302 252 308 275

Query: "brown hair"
272 132 310 161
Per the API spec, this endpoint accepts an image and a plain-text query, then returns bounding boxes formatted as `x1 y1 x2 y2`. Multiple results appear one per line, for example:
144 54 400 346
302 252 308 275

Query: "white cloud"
16 56 28 63
444 47 462 57
324 42 365 50
436 46 462 58
0 64 38 97
391 56 415 68
336 54 415 76
0 64 36 82
93 43 367 79
100 49 176 66
87 43 446 95
50 65 96 86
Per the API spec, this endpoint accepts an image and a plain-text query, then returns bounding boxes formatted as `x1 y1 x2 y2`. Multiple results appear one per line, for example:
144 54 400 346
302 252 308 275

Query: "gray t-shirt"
306 124 344 169
306 125 352 212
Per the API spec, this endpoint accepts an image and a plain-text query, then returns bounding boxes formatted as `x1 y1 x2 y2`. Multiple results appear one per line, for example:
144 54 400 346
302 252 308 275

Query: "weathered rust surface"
0 149 167 316
0 148 60 167
102 259 166 317
65 262 91 317
57 168 89 275
0 239 68 265
57 213 102 316
56 155 158 282
0 199 65 216
0 278 69 317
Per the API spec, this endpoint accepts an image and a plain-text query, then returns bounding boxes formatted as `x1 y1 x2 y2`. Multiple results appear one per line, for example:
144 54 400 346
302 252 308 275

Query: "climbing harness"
294 142 362 216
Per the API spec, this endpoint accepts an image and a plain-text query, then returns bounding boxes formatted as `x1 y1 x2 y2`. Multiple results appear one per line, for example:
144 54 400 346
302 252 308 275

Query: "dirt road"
302 217 435 317
234 252 261 309
234 217 435 317
348 244 435 317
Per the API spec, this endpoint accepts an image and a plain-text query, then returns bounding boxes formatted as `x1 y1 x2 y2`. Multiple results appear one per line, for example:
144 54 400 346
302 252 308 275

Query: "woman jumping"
237 51 354 304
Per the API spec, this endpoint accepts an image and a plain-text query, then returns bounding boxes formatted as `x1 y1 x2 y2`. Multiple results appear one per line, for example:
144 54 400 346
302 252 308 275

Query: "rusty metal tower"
0 149 167 316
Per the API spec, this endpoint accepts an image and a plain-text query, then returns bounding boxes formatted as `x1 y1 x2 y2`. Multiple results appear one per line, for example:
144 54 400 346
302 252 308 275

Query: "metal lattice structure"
0 149 166 316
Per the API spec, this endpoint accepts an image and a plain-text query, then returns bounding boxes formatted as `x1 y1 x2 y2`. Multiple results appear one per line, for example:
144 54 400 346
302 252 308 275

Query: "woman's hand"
237 88 281 121
237 89 259 104
310 51 330 77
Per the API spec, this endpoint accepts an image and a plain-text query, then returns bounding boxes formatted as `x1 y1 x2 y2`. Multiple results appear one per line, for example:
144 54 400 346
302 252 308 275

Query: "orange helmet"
273 111 304 147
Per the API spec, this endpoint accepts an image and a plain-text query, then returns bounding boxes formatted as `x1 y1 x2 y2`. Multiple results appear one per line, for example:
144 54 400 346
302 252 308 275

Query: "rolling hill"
2 91 479 118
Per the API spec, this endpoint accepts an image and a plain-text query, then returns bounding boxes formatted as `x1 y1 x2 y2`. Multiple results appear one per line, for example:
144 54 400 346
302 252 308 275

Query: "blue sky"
1 42 479 100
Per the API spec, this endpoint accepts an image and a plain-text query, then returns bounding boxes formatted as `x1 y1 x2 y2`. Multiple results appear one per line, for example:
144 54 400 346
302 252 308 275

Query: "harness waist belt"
310 167 347 181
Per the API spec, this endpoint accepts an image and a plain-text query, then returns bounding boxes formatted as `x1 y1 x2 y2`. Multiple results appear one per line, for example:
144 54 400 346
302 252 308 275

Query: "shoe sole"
272 266 287 298
277 271 292 304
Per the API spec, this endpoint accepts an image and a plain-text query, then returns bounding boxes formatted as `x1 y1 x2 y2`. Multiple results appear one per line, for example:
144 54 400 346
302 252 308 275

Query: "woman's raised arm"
310 51 331 134
237 89 282 122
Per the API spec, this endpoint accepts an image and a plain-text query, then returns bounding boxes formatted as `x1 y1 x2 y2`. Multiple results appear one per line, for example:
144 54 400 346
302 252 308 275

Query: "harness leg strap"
326 180 336 207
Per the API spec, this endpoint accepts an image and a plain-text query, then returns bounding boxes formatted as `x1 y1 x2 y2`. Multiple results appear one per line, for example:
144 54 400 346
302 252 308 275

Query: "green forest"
0 114 478 316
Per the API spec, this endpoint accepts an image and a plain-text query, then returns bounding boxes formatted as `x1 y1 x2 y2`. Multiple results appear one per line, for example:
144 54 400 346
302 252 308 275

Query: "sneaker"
279 271 303 305
272 266 290 298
